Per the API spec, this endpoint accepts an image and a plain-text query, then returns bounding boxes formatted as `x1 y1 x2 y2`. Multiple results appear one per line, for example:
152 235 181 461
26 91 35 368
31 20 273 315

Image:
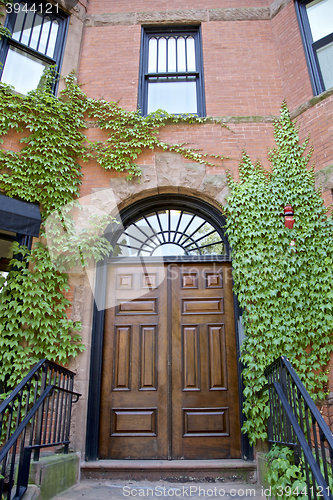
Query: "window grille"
296 0 333 94
113 209 225 258
0 1 68 94
139 27 206 116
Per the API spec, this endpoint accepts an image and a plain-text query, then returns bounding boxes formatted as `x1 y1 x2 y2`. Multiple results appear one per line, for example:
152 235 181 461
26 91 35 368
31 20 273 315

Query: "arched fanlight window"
112 208 226 258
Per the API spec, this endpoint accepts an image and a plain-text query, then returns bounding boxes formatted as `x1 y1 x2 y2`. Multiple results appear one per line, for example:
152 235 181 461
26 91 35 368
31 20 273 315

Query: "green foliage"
265 446 307 500
265 444 333 497
88 103 225 179
0 72 225 394
225 101 333 443
0 243 84 394
0 0 11 42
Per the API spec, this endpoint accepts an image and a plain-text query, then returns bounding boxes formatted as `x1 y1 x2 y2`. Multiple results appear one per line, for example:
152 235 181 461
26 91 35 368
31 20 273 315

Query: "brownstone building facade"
0 0 332 465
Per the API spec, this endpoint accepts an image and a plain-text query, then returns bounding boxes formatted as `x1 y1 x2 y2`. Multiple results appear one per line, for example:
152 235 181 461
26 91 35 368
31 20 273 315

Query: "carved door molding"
99 262 241 459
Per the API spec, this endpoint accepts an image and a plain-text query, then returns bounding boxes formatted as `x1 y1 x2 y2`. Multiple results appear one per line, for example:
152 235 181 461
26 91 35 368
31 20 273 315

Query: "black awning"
0 195 41 237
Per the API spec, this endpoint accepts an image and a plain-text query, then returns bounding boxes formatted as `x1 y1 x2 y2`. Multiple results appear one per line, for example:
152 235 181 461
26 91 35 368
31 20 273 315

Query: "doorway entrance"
99 262 241 459
86 195 245 461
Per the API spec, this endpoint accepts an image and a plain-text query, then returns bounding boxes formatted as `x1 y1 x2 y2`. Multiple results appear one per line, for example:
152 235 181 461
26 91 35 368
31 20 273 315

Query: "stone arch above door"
104 152 229 211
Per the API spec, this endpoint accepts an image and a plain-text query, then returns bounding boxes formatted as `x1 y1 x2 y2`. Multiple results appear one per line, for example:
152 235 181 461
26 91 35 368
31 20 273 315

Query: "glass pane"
148 38 157 73
135 223 159 245
201 242 225 255
158 38 166 73
151 243 185 256
157 210 168 237
306 0 333 42
147 80 197 114
187 37 196 72
46 20 59 58
1 46 50 94
168 37 176 72
145 214 161 234
21 10 35 46
177 37 186 72
184 215 205 235
177 212 195 233
38 16 51 54
12 8 25 41
170 210 182 230
30 14 43 50
0 238 14 272
317 42 333 90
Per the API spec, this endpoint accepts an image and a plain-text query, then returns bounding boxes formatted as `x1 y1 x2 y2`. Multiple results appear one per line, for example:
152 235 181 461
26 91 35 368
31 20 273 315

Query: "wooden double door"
99 262 241 459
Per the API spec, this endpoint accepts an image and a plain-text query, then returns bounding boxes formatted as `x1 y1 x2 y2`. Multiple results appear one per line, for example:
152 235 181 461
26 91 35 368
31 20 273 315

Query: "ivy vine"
0 43 331 453
0 71 224 395
225 102 333 444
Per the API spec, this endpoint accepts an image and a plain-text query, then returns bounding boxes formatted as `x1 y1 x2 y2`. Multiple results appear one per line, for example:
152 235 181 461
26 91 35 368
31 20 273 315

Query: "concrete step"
52 479 266 500
81 459 257 483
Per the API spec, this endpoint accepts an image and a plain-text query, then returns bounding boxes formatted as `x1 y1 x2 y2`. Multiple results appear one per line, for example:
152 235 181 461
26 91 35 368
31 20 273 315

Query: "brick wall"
86 0 270 16
78 25 141 107
203 20 283 117
271 1 313 111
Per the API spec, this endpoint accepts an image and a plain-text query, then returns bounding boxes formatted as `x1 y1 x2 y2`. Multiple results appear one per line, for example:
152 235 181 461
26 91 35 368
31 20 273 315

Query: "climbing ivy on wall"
0 71 221 395
225 102 333 444
0 0 11 41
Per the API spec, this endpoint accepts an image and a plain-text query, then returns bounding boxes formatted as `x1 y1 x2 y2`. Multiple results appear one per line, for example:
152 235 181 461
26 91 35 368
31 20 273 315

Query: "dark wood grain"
171 263 241 459
100 262 240 460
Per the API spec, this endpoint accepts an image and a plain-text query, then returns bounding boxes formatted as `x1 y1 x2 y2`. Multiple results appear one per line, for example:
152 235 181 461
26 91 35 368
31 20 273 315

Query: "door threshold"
81 459 257 483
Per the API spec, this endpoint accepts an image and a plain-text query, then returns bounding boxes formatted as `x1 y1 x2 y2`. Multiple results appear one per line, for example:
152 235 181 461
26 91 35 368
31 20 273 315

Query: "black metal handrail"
0 359 81 500
265 356 333 500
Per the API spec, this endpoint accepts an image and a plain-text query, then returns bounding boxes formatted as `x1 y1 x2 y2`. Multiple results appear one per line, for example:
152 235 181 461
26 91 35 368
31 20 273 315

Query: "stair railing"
0 359 81 500
265 356 333 500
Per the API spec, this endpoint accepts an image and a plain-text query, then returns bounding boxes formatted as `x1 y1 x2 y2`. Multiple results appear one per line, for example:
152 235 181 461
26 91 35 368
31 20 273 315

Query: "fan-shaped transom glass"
113 209 225 257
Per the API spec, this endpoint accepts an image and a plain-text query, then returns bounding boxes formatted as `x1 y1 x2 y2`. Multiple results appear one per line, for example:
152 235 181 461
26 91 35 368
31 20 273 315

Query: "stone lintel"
85 12 136 27
208 7 270 22
137 9 208 25
84 0 292 28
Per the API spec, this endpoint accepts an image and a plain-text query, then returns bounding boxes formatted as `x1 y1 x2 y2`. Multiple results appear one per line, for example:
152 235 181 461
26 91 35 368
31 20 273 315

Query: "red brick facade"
1 0 333 458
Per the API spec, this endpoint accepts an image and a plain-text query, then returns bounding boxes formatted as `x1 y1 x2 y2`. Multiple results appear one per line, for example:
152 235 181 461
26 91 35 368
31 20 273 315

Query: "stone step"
81 459 257 484
53 479 266 500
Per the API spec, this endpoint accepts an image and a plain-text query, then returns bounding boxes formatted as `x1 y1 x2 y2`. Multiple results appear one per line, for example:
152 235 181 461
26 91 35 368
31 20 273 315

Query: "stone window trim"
138 25 206 117
295 0 333 95
0 0 69 95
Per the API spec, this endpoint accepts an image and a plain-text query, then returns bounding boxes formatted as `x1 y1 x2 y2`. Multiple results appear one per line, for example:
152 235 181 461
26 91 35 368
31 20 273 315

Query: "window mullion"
18 9 28 44
7 38 56 64
185 36 188 73
156 37 159 74
44 19 53 56
176 36 178 73
27 11 37 47
36 15 45 53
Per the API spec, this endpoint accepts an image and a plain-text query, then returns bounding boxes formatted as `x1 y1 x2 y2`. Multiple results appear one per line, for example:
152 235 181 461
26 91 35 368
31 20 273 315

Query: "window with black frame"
0 1 68 94
139 26 206 116
296 0 333 94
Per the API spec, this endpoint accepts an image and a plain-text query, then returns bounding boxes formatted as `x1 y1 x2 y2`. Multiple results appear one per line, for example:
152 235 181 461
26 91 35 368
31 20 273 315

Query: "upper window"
0 1 68 94
296 0 333 94
139 26 206 116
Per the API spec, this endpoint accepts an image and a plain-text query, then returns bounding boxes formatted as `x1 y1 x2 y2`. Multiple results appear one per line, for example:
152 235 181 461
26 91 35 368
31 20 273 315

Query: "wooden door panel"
100 262 240 460
182 298 224 314
182 325 200 391
171 263 241 459
208 324 227 390
113 325 131 390
100 265 168 459
183 408 229 436
112 409 157 436
139 325 157 390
